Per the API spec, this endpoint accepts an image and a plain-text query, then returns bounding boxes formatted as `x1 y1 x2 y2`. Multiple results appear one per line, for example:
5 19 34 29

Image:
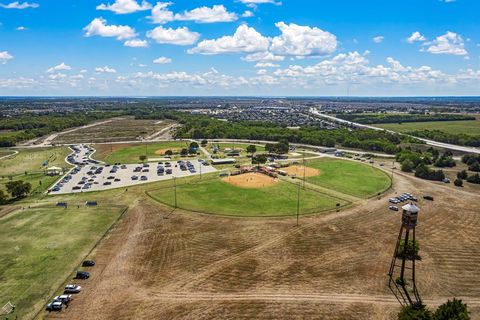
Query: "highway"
309 108 480 155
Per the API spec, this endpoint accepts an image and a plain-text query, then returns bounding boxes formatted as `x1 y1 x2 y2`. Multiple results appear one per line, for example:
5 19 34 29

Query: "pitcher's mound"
223 172 278 189
154 148 180 155
283 165 320 177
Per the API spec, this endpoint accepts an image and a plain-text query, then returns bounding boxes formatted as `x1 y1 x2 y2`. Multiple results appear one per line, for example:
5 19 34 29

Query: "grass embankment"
0 204 126 319
95 141 192 164
375 117 480 136
149 177 347 217
305 158 392 198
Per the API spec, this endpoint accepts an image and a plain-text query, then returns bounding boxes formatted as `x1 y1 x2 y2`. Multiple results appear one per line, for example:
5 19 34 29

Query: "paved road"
309 108 480 154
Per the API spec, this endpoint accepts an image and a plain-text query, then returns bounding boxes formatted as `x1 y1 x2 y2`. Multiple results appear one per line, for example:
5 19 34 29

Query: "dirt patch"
283 165 320 177
223 172 278 188
155 148 180 155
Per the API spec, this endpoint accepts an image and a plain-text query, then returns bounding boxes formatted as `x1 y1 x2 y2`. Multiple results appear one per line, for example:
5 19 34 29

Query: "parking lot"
49 145 217 195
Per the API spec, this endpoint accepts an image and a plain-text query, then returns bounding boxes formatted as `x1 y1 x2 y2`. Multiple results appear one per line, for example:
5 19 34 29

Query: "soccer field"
374 117 480 136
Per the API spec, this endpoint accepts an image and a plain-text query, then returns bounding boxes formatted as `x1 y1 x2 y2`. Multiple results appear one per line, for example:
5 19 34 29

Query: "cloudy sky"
0 0 479 96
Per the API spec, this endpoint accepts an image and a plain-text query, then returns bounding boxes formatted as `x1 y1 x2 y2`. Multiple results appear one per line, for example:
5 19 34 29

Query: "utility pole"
296 181 301 227
174 176 177 209
302 150 306 189
199 160 202 180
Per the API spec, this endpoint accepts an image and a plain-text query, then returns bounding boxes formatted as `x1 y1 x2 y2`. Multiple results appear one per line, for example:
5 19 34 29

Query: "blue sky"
0 0 479 96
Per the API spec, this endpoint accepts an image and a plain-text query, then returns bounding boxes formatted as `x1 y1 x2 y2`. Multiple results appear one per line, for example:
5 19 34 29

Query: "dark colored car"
423 195 434 201
82 260 95 267
75 271 90 279
46 301 63 312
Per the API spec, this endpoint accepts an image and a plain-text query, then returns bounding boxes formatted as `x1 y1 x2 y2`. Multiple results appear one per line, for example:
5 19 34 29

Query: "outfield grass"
101 141 193 164
0 205 125 319
0 147 71 177
149 177 348 217
0 173 59 198
306 158 391 198
375 117 480 135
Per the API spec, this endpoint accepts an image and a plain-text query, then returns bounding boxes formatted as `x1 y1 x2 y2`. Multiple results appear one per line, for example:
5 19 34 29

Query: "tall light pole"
174 176 177 209
302 150 306 189
296 181 301 227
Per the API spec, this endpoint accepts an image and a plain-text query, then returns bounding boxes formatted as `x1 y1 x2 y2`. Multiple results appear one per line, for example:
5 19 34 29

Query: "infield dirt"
222 172 278 188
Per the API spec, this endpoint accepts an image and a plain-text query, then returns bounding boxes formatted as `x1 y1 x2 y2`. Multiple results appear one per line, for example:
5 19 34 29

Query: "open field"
148 174 349 217
0 149 15 158
94 141 192 164
41 169 480 320
52 118 175 144
375 116 480 135
0 204 126 319
305 158 392 198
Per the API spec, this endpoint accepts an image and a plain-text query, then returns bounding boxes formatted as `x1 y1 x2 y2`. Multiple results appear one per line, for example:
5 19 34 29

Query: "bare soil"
283 165 320 178
222 172 278 188
45 170 480 320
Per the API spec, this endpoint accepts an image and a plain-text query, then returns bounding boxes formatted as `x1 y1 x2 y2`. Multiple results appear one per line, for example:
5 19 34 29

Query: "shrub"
454 179 463 187
466 174 480 184
433 298 470 320
457 170 468 180
398 305 433 320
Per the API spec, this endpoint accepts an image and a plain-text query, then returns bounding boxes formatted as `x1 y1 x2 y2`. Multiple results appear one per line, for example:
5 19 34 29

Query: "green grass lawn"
103 141 193 164
0 205 125 319
149 177 347 217
0 173 59 198
375 118 480 136
306 158 391 198
0 147 71 177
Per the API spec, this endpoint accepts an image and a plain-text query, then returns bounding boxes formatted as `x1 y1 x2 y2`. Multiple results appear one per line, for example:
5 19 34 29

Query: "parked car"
75 271 90 279
64 284 82 294
389 206 399 211
54 294 72 305
82 260 95 267
46 301 63 312
423 195 434 201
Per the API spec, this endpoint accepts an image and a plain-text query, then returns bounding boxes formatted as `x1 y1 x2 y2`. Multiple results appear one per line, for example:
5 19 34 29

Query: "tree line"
337 113 475 124
408 130 480 148
135 110 420 155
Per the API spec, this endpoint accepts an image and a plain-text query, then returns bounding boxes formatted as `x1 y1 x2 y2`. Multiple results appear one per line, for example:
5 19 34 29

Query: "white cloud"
48 73 67 80
147 26 199 45
256 69 267 75
242 51 284 62
407 31 426 43
149 2 174 24
16 26 26 31
96 0 151 14
424 31 468 56
254 62 279 68
175 5 237 23
238 0 282 7
95 66 117 73
149 3 237 24
0 1 38 9
83 18 137 40
189 24 269 55
0 51 13 64
372 35 384 43
270 22 337 57
47 62 72 73
124 39 148 47
242 10 253 18
153 56 172 64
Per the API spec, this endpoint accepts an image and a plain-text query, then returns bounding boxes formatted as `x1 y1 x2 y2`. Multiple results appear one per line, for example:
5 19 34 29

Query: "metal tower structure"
388 203 422 307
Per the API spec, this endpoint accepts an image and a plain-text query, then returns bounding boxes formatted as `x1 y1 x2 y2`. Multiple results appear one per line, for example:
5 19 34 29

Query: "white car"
54 294 72 304
64 284 82 294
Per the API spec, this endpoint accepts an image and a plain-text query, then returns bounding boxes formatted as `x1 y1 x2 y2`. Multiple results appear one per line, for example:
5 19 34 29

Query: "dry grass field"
42 168 480 320
52 118 175 144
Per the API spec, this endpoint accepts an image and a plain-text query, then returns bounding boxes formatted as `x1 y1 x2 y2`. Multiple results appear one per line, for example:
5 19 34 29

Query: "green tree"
201 139 208 146
401 160 415 173
6 180 32 199
246 144 257 155
180 148 188 156
454 179 463 187
398 305 432 320
139 155 147 162
165 150 173 156
457 170 468 180
468 161 480 172
0 190 7 204
466 173 480 184
434 298 470 320
252 154 267 166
